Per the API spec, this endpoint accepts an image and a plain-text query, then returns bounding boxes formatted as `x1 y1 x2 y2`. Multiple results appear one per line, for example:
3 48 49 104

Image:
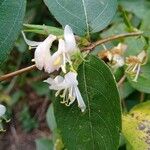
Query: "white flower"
44 72 86 112
50 25 78 73
111 43 127 68
22 32 57 73
64 25 77 53
22 25 77 74
99 43 127 69
112 54 125 68
125 50 146 82
0 104 6 117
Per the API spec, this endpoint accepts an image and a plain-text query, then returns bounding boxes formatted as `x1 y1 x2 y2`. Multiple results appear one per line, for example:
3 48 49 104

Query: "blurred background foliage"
0 0 150 150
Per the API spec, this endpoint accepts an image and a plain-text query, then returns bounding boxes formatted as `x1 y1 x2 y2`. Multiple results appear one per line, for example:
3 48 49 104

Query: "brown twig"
0 65 37 82
82 31 143 51
0 31 143 82
117 75 126 87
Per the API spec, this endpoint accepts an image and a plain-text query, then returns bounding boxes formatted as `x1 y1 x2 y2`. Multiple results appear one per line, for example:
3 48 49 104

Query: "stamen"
133 64 141 82
132 63 138 72
55 90 62 97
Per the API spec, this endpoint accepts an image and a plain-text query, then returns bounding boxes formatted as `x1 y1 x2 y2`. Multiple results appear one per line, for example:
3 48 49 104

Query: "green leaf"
101 23 126 38
119 0 150 19
140 10 150 38
124 37 146 56
123 101 150 150
126 62 150 94
36 138 53 150
119 81 134 99
44 0 117 35
0 0 26 66
54 55 121 150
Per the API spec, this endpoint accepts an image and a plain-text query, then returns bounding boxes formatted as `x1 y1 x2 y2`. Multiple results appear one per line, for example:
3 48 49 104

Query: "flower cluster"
98 43 127 69
125 50 146 82
98 44 147 82
23 25 86 112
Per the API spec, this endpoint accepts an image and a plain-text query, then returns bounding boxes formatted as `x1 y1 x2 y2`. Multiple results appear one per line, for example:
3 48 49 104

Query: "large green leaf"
0 0 26 66
124 37 146 56
44 0 117 35
54 55 121 150
123 101 150 150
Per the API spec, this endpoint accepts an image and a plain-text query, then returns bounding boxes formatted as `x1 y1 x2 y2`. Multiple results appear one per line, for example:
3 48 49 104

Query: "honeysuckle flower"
50 25 78 73
98 43 127 68
23 25 78 74
22 32 57 73
0 104 6 117
44 72 86 112
125 50 146 82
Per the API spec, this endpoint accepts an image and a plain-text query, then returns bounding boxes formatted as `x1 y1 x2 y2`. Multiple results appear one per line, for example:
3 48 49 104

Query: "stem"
117 75 126 87
0 31 143 81
82 31 143 51
140 92 145 103
0 65 37 82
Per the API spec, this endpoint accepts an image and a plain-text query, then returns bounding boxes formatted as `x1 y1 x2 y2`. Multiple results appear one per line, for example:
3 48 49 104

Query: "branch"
0 65 37 82
117 75 126 87
82 31 143 51
0 31 143 82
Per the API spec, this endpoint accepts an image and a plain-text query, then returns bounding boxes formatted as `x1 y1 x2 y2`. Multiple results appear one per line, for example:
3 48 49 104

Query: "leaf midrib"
83 62 95 149
81 0 90 35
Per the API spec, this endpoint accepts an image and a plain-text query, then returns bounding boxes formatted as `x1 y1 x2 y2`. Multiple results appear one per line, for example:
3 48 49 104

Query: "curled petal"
58 39 66 53
0 104 6 117
22 31 42 47
74 87 86 112
64 25 77 52
34 34 56 72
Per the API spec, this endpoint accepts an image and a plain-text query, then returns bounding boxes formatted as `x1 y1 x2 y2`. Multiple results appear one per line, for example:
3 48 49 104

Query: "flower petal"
0 104 6 117
64 72 78 86
34 34 56 72
64 25 76 52
74 87 86 112
137 50 146 63
113 54 124 68
58 39 66 53
44 76 66 90
22 31 42 47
